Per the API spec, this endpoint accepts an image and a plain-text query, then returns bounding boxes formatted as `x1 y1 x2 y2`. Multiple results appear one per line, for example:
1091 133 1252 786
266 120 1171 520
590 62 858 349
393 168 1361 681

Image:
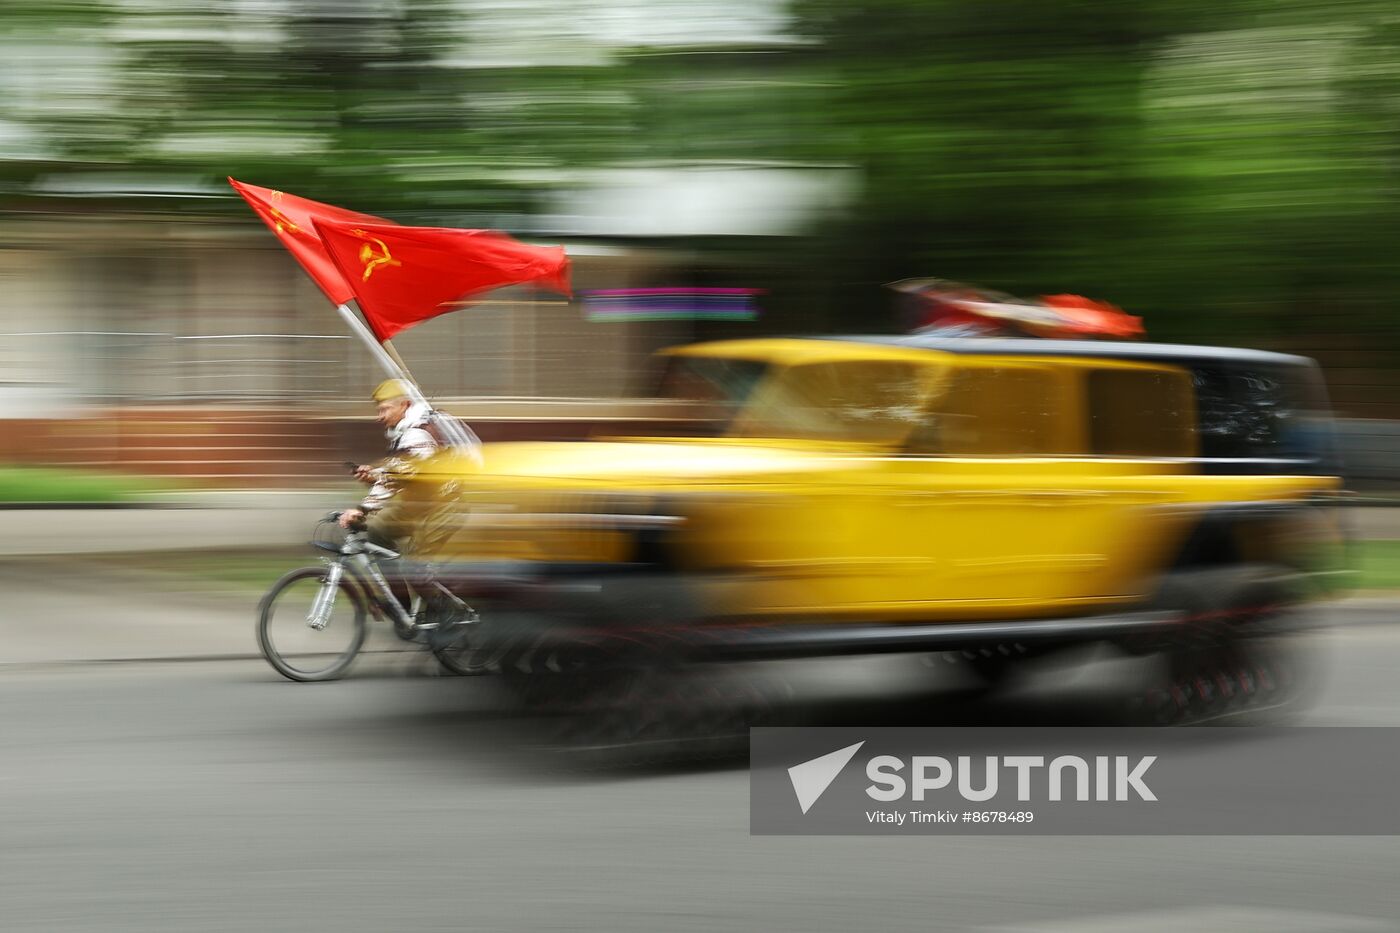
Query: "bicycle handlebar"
324 509 368 532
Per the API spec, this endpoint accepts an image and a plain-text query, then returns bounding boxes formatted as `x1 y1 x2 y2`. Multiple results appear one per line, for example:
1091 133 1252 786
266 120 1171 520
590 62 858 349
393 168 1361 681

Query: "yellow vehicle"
413 335 1346 723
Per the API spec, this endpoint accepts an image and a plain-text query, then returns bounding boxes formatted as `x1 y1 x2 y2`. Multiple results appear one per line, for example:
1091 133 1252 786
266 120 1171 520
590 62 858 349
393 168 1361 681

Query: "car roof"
824 335 1317 369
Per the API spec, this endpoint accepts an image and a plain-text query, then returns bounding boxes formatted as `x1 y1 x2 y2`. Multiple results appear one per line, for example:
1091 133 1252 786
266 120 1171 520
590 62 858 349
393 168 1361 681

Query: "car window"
1087 367 1195 457
912 364 1062 455
656 356 770 435
1188 362 1336 468
732 360 929 444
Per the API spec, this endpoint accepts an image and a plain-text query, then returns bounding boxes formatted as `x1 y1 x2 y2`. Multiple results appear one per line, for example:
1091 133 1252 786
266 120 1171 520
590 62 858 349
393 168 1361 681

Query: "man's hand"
338 508 365 529
352 465 377 485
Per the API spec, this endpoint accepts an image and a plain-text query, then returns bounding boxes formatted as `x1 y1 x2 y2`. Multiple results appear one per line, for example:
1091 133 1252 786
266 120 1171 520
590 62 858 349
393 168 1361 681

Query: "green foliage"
8 0 1400 357
0 466 177 504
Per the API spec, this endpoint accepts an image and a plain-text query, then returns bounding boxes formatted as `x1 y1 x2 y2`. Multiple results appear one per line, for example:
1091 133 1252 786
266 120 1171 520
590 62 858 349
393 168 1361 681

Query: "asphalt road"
2 606 1400 932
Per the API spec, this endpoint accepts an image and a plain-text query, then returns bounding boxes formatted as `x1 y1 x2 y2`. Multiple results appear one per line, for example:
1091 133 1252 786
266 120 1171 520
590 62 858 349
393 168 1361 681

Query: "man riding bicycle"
256 380 486 680
337 378 444 552
335 378 484 649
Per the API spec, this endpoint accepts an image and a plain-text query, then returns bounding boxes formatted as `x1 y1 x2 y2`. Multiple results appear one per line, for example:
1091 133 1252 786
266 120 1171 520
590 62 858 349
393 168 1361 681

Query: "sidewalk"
0 555 409 667
0 493 368 666
1 551 1391 669
0 490 346 557
1343 506 1400 540
6 500 1400 558
1 499 1396 668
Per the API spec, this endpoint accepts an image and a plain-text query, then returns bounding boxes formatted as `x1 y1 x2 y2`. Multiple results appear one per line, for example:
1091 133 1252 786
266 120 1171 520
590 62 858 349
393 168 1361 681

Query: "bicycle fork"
306 561 346 630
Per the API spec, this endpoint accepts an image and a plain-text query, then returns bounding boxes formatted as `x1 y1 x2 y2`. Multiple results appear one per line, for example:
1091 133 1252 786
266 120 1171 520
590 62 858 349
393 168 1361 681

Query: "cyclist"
337 378 441 552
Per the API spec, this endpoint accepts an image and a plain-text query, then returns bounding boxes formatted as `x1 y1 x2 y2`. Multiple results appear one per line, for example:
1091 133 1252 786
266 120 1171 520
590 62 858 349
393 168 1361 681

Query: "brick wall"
0 405 694 485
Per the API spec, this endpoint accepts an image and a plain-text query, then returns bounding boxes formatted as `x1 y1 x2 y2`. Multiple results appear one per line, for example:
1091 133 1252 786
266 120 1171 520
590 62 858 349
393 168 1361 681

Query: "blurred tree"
784 0 1164 331
783 0 1400 348
8 0 1400 371
0 0 122 179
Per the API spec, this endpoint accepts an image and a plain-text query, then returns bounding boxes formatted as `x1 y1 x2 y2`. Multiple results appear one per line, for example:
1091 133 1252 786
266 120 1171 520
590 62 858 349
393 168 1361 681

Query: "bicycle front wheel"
257 567 367 682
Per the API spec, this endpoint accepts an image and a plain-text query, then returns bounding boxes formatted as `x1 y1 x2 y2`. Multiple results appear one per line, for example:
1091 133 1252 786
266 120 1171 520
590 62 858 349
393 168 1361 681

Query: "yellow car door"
878 358 1198 617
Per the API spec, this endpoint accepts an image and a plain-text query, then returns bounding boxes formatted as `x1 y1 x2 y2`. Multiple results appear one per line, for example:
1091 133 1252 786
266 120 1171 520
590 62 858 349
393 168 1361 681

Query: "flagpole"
380 339 414 377
334 302 482 460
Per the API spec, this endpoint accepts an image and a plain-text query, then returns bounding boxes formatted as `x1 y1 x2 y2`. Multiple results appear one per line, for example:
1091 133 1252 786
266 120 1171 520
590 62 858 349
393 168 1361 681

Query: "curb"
0 492 349 511
1327 597 1400 612
1 606 1393 673
0 647 420 672
0 501 184 511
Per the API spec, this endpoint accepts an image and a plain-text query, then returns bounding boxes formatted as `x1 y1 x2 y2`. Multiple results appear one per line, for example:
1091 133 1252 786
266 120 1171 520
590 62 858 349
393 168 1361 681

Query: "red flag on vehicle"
889 278 1145 340
1038 294 1144 339
315 219 572 341
228 178 391 305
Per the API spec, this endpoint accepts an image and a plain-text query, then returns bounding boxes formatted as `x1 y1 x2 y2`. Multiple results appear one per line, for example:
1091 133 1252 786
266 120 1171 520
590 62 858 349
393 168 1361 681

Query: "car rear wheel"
1135 564 1317 724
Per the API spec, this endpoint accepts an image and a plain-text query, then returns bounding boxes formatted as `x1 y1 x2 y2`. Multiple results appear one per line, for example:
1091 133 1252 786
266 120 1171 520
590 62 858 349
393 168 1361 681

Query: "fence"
1335 420 1400 489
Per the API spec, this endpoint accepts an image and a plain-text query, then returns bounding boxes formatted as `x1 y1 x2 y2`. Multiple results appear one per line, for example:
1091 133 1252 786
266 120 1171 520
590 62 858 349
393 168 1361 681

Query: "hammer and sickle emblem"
352 229 402 281
268 206 300 236
266 191 301 236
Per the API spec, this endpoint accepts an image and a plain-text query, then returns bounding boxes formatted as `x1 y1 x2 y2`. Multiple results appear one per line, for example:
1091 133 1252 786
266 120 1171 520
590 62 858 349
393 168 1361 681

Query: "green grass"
0 466 179 504
89 547 309 591
1350 539 1400 592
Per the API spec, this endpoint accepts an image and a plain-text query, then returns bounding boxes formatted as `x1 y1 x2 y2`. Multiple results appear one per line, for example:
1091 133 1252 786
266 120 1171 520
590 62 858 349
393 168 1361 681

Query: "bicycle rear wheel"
257 567 367 682
431 610 494 676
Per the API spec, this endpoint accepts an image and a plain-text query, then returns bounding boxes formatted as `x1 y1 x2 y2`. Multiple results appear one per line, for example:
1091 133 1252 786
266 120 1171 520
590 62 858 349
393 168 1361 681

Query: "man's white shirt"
363 401 440 512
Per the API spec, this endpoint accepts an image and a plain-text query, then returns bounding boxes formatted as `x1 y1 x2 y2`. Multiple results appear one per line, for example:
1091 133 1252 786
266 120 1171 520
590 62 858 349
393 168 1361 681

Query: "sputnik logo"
787 741 864 814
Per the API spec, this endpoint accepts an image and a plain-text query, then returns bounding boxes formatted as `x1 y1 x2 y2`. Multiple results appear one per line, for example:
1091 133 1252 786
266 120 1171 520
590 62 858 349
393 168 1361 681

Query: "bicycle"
256 511 490 682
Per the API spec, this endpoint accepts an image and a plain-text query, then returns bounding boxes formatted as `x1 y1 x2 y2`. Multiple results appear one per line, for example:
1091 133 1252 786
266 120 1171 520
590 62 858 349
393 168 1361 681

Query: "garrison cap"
371 379 413 403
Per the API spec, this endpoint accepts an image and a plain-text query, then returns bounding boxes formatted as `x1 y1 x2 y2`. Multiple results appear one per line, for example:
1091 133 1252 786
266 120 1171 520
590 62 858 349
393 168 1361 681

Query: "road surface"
2 552 1399 932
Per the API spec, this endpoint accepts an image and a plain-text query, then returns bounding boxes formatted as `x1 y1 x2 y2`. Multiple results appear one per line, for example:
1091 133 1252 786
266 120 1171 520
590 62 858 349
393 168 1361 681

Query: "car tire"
1136 563 1316 724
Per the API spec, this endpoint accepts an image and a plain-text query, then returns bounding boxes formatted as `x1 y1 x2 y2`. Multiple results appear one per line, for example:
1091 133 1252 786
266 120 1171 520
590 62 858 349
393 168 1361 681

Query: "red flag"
228 178 391 305
1039 295 1144 339
315 219 571 341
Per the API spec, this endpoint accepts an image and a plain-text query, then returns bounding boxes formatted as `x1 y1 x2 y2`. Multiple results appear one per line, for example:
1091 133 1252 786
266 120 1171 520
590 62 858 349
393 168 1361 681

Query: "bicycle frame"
260 514 485 682
308 532 416 631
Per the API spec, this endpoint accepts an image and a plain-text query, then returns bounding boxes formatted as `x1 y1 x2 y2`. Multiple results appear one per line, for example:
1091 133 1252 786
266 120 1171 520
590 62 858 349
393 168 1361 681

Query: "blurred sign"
581 288 762 322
